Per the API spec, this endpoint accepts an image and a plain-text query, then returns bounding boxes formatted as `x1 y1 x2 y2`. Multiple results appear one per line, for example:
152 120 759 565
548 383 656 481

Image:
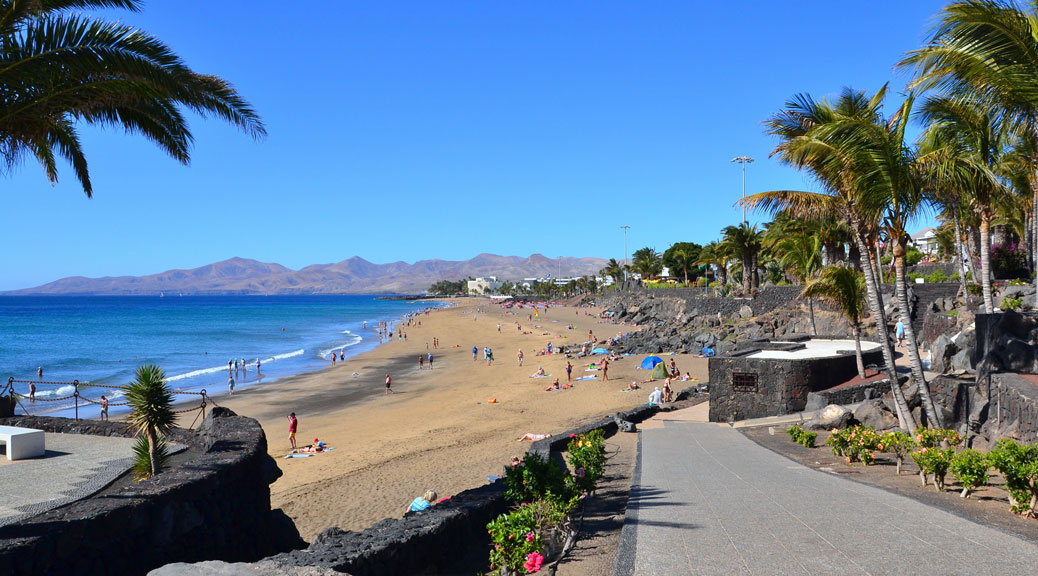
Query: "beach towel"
529 374 551 378
285 453 312 459
575 375 597 381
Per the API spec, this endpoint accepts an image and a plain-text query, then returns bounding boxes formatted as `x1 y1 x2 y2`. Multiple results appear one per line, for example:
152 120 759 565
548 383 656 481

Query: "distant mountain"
6 254 610 295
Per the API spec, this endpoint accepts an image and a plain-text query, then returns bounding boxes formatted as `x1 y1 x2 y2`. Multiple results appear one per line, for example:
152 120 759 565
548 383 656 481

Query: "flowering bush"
991 242 1028 278
986 439 1038 516
911 446 954 490
566 430 607 493
879 431 914 475
826 425 880 465
488 505 541 574
949 449 990 498
914 427 961 449
787 424 817 448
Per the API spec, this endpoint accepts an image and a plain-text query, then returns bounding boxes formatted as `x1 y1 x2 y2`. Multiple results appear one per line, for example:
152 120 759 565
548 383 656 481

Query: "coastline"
201 297 709 540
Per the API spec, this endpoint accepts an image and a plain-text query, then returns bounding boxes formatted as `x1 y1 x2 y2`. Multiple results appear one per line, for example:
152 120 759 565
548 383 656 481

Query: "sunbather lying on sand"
544 378 561 391
517 433 552 442
530 366 546 377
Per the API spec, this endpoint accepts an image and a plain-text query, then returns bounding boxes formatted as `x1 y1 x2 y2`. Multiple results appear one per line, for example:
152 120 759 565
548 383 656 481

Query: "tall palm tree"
776 232 823 334
124 363 175 478
632 247 663 279
747 86 918 430
803 266 869 379
719 223 763 295
695 241 726 289
0 0 265 197
917 94 1013 313
600 258 623 285
900 0 1038 307
669 248 695 285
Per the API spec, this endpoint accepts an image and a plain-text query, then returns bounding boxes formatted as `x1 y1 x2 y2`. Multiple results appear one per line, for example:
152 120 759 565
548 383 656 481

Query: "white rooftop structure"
746 339 881 360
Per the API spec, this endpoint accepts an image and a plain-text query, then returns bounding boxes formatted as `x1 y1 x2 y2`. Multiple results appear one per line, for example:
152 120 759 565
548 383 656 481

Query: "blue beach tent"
591 347 610 354
640 355 663 370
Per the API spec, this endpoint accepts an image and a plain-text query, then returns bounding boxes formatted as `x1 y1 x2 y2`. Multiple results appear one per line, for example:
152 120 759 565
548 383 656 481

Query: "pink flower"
525 551 545 573
526 531 536 542
569 433 576 438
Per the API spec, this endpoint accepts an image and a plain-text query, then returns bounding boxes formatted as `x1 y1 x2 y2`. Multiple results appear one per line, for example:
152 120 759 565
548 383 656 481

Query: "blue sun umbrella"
640 355 663 370
591 347 610 354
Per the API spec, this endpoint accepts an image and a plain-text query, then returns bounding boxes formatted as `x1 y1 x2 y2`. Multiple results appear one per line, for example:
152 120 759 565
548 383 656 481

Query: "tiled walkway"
618 417 1038 575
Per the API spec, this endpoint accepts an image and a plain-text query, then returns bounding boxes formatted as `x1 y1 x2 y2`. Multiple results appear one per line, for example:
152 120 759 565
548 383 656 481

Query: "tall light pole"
620 225 630 282
731 156 754 223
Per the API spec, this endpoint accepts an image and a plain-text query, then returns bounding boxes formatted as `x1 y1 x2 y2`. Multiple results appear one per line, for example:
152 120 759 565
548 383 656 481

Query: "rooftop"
746 338 880 360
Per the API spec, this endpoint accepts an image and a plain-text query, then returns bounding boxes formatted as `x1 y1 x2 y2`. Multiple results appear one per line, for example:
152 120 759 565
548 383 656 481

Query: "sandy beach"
203 298 708 540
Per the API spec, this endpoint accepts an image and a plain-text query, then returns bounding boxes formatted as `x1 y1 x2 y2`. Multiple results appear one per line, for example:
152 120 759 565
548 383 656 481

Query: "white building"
911 227 940 255
467 276 503 295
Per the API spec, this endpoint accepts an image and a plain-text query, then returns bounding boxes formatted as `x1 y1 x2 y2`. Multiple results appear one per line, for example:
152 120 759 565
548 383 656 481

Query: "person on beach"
409 489 437 512
228 375 235 395
287 413 298 449
228 360 233 375
601 358 609 381
428 352 433 369
340 349 344 361
895 319 905 348
486 349 493 366
242 358 248 373
565 361 572 382
648 386 663 405
626 381 640 391
256 359 262 373
385 373 393 394
37 366 42 379
473 346 478 361
532 366 545 377
663 378 673 403
517 349 524 367
29 382 36 403
545 378 561 391
100 395 109 421
669 358 677 377
330 352 337 364
419 355 424 370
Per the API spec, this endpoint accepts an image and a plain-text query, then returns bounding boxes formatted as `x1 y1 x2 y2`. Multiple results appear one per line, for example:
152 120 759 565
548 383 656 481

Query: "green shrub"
132 434 169 481
826 425 880 465
1003 296 1023 311
503 452 576 505
924 270 948 283
966 283 982 297
879 431 914 475
911 447 954 490
566 430 607 493
787 424 817 448
905 247 924 266
950 449 990 498
487 504 541 575
986 439 1038 515
908 272 924 282
695 277 707 287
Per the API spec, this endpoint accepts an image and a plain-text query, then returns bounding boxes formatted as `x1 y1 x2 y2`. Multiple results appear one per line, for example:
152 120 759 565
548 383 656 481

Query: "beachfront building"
467 277 503 295
911 227 939 255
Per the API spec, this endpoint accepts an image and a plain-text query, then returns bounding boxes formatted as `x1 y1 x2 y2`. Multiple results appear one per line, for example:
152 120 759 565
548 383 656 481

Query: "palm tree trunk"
1033 179 1038 309
808 297 817 336
852 221 915 431
953 210 969 300
743 256 752 295
147 428 159 477
853 323 866 380
965 226 979 284
980 213 994 313
893 242 942 428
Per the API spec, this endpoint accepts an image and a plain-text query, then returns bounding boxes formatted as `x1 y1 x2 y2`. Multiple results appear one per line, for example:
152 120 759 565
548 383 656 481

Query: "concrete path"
617 419 1038 576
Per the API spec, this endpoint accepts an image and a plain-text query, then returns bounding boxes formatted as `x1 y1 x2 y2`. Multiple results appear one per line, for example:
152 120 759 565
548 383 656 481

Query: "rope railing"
5 377 217 429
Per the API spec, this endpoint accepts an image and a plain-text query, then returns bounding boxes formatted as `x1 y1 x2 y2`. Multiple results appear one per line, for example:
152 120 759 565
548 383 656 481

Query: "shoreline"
200 297 710 540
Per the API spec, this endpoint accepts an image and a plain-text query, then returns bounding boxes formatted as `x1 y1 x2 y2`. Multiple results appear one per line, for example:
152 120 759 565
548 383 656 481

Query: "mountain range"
5 254 610 295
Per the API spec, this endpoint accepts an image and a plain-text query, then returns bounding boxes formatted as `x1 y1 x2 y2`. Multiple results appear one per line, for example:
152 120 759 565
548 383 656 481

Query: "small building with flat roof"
708 336 883 422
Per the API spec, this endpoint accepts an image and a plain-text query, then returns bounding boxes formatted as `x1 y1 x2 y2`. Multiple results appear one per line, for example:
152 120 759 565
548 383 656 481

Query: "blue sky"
0 0 949 290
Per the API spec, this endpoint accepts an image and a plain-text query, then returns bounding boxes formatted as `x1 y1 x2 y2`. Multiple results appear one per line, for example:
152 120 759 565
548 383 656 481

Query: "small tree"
802 266 868 378
124 364 175 479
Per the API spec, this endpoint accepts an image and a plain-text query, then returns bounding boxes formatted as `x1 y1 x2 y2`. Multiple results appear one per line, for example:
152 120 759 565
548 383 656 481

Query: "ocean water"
0 295 443 417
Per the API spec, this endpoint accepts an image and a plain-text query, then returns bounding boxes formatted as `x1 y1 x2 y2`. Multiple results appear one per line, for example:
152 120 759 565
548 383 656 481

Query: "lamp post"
620 225 630 283
730 156 754 223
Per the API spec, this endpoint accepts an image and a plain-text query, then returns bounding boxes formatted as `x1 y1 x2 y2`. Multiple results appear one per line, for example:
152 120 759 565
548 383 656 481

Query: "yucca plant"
124 364 175 479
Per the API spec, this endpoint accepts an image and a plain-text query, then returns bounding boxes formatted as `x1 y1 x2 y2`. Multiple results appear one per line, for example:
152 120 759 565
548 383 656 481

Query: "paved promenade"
617 414 1038 575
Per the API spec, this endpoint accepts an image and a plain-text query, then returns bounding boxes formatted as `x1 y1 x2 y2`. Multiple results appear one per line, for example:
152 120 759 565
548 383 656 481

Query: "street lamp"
620 225 630 282
730 156 754 223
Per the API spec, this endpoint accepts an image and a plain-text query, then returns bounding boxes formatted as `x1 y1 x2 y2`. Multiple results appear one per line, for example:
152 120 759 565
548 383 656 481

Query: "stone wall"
928 373 1038 448
0 408 300 576
708 346 883 422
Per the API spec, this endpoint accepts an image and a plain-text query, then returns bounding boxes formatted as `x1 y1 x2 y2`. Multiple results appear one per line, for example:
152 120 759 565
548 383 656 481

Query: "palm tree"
718 223 763 295
775 232 823 334
124 364 175 478
599 258 624 285
803 266 869 379
0 0 265 197
900 0 1038 307
632 247 663 279
916 94 1013 313
747 86 917 430
695 241 726 289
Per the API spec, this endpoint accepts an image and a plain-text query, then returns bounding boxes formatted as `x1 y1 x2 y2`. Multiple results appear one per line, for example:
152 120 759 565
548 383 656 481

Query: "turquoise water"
0 295 442 416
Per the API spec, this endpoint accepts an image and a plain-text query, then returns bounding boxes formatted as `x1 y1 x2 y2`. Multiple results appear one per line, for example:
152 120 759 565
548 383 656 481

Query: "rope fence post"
73 379 80 421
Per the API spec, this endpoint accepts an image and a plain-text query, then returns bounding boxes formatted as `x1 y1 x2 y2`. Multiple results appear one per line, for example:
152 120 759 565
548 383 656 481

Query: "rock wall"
928 374 1038 448
0 408 301 576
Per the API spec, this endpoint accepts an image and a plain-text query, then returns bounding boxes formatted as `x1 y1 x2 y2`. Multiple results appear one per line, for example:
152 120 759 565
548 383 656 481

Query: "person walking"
227 375 235 395
895 319 906 348
601 358 609 381
473 346 478 361
287 413 298 449
428 352 434 370
565 361 573 382
518 349 524 367
419 355 424 370
385 373 393 395
100 395 109 421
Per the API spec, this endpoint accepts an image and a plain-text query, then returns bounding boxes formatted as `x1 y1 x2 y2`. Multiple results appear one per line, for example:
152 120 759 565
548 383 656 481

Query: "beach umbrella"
591 347 610 354
640 355 663 370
